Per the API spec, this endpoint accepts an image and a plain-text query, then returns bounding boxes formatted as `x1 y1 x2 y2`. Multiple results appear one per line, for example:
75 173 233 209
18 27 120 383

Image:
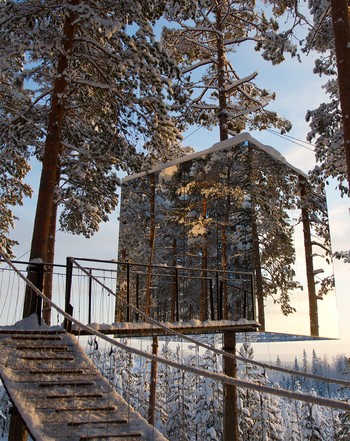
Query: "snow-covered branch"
180 59 214 75
224 71 258 93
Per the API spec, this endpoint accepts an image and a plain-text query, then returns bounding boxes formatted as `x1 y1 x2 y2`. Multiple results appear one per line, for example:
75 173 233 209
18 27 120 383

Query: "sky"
7 20 350 365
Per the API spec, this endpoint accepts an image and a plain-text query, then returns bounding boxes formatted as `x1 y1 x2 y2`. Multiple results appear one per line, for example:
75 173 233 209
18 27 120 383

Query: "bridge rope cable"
1 252 350 413
266 129 316 152
70 257 350 390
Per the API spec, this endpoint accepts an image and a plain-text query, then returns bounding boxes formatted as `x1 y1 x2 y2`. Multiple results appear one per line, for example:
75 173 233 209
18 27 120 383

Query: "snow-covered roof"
123 132 307 182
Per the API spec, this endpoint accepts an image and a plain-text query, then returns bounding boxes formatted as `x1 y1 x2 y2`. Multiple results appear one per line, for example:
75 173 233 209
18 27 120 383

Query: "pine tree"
191 348 223 440
281 392 303 441
162 0 298 141
299 399 333 441
156 340 174 434
238 336 288 440
132 356 150 419
0 44 33 256
238 337 265 440
0 0 191 315
304 0 349 194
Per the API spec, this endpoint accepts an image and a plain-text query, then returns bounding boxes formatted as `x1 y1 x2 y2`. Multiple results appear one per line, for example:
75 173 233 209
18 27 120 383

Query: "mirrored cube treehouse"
117 133 337 338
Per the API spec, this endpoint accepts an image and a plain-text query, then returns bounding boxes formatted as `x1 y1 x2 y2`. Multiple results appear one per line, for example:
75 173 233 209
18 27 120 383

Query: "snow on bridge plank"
0 329 167 441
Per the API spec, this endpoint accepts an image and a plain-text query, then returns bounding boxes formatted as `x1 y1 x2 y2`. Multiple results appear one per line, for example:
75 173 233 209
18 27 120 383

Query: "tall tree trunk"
148 336 158 425
215 5 239 435
216 1 230 317
221 163 232 319
251 217 265 331
42 199 58 325
221 225 228 319
331 0 350 189
299 176 319 336
216 2 229 142
246 146 264 330
200 197 208 321
42 166 60 325
223 331 239 441
23 1 79 318
145 173 156 317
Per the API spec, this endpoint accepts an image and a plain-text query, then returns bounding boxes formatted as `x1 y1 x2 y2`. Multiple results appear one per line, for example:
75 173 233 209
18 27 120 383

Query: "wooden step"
10 334 63 341
15 345 73 351
48 393 104 399
21 355 75 361
80 434 142 440
39 380 96 387
67 419 128 427
29 368 85 375
55 405 116 413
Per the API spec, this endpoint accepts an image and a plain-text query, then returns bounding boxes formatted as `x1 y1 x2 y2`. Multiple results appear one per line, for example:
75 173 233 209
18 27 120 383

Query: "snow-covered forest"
1 337 349 440
86 340 350 440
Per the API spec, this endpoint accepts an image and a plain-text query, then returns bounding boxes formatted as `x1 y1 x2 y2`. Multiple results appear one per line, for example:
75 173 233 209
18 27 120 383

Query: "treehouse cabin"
117 133 337 338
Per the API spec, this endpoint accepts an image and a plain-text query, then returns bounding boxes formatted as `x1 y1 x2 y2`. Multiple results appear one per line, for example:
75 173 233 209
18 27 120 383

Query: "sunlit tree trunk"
223 331 239 441
200 197 208 320
331 0 350 189
23 1 79 318
299 176 319 336
216 2 229 141
148 336 158 425
145 173 156 317
251 217 265 331
221 225 228 318
216 3 239 431
42 165 61 325
42 199 57 325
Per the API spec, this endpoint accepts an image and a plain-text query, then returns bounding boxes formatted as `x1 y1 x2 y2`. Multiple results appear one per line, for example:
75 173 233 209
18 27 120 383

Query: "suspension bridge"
0 328 167 441
0 251 350 440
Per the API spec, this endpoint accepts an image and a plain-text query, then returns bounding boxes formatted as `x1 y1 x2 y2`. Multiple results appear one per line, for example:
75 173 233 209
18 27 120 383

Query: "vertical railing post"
126 262 130 322
64 257 74 332
88 269 92 324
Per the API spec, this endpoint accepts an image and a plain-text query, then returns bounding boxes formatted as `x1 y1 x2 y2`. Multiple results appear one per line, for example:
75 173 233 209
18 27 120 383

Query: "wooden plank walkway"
0 329 167 441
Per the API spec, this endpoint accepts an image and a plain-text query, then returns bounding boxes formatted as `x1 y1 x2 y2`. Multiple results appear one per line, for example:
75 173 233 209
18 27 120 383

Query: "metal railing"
0 254 255 329
65 257 256 327
0 256 67 326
